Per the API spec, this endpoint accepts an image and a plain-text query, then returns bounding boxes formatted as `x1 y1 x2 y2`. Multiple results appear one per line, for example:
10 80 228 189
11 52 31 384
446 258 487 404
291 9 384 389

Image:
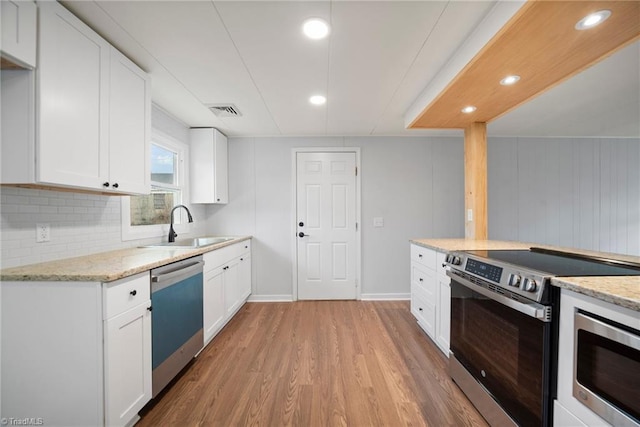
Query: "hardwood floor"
138 301 488 426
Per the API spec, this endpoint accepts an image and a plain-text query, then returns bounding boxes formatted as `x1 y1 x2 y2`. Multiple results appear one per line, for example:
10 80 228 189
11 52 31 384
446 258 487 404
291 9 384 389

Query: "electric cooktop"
465 248 640 277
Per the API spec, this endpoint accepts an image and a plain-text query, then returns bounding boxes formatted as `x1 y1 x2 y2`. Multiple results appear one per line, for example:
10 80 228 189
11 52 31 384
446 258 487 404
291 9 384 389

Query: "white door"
296 152 357 300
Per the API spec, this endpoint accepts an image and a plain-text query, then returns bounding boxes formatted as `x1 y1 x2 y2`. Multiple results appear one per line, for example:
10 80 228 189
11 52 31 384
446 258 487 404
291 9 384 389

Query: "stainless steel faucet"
168 205 193 242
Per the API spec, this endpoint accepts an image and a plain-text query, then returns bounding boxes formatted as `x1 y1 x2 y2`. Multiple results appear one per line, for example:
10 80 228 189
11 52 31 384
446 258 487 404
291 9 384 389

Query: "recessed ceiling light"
500 75 520 86
461 106 476 114
303 18 330 40
309 95 326 105
575 10 611 30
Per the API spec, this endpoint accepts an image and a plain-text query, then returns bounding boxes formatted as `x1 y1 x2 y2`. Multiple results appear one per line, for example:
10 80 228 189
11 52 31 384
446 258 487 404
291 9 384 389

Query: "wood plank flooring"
138 301 488 426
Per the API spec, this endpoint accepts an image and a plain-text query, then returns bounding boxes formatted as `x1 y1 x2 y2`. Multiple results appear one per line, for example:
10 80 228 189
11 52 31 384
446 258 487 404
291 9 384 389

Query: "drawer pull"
419 278 423 282
419 307 423 311
147 306 153 312
418 254 423 258
130 290 137 296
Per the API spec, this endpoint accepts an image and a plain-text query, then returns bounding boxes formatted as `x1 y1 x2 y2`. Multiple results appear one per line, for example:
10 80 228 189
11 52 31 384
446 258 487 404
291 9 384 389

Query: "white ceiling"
62 1 640 139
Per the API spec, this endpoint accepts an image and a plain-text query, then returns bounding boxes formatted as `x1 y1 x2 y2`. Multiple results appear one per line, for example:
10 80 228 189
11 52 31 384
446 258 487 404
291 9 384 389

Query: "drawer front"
411 288 435 337
203 240 251 272
103 272 151 319
411 244 435 270
411 262 436 299
204 245 235 272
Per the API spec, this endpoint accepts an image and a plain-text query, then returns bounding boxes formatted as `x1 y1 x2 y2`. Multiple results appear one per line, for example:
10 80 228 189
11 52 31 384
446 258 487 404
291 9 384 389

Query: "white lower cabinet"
203 264 226 344
203 239 252 345
1 272 152 427
409 244 451 356
104 300 152 426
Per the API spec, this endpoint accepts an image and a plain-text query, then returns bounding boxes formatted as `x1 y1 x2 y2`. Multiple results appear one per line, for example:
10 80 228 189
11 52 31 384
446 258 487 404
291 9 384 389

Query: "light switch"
373 217 384 227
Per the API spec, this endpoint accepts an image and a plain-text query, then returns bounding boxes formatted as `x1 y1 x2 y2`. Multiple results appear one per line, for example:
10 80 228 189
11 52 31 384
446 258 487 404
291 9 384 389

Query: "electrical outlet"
36 223 50 243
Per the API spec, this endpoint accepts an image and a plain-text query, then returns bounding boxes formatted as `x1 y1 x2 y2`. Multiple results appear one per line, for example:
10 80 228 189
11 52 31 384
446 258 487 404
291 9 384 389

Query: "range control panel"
465 258 503 283
445 251 549 303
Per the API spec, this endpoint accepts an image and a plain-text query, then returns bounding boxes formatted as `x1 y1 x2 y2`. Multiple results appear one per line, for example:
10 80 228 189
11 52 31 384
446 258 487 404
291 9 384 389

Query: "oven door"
574 310 640 426
448 271 554 427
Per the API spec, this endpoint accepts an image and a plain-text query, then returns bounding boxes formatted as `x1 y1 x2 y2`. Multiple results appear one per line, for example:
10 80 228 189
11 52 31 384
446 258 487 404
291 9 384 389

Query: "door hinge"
355 166 358 176
356 222 358 231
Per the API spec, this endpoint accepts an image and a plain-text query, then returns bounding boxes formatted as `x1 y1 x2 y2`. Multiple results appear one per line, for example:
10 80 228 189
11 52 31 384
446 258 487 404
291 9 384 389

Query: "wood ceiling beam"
409 0 640 130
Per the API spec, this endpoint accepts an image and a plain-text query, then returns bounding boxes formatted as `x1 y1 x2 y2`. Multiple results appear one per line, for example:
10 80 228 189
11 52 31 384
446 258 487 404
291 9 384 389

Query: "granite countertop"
410 238 640 312
0 236 251 283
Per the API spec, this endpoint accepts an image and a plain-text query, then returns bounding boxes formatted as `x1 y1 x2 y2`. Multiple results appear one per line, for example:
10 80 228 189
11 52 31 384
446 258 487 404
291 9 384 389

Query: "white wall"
488 137 640 255
206 136 465 299
0 105 207 269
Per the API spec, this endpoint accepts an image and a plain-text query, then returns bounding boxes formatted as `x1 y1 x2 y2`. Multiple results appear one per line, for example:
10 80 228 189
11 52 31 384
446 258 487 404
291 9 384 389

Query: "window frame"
121 129 191 242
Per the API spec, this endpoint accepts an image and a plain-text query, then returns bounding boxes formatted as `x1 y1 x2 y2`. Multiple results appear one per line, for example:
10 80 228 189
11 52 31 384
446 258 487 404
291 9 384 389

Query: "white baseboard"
247 294 294 302
248 294 410 302
360 293 410 301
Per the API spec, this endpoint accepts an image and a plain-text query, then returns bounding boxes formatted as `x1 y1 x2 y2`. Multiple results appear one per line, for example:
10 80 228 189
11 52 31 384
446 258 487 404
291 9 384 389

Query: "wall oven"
573 310 640 426
445 248 640 427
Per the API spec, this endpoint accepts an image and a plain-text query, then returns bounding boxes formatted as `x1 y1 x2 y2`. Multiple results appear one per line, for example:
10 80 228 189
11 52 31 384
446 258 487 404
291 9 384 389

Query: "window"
121 130 189 241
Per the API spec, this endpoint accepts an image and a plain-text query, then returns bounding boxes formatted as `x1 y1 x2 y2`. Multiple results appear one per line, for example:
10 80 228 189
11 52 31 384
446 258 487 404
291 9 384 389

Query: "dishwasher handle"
151 260 204 291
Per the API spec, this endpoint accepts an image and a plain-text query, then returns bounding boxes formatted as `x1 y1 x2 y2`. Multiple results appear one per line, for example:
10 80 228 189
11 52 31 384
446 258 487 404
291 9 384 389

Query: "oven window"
451 281 549 427
576 329 640 421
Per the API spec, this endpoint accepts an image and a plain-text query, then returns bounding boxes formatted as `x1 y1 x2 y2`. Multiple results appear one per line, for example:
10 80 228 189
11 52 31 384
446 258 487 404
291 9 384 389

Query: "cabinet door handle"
130 290 137 296
419 307 423 312
112 183 119 189
418 254 423 258
103 182 110 187
240 258 244 261
419 278 423 282
147 306 153 312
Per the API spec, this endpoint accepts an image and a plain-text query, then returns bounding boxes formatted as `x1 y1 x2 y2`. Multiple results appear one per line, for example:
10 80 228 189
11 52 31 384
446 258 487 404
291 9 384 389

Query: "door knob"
298 232 306 238
299 221 304 227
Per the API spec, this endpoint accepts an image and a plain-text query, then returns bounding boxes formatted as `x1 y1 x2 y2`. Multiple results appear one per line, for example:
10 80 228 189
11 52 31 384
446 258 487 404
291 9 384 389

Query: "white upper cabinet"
0 1 151 195
108 48 151 194
1 0 37 69
37 0 111 190
190 128 229 204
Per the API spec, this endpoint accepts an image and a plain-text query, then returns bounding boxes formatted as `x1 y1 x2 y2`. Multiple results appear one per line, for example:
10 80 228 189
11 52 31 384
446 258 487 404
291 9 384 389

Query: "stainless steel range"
444 248 640 427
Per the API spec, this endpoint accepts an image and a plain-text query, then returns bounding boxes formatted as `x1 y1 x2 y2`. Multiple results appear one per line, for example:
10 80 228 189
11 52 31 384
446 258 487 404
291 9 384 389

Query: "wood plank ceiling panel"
409 0 640 129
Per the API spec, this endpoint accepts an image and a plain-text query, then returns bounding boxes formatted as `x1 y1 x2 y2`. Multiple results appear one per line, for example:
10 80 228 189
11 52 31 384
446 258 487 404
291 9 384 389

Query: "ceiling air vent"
207 104 242 118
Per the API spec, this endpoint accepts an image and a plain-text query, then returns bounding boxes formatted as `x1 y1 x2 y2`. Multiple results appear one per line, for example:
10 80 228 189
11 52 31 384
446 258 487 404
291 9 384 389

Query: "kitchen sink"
141 236 236 249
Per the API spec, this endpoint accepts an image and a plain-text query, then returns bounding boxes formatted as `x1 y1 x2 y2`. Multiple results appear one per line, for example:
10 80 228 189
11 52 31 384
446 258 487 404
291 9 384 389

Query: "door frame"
291 147 362 301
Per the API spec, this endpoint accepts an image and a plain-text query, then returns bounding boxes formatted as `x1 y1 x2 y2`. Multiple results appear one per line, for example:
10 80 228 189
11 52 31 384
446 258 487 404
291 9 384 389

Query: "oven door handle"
447 271 551 322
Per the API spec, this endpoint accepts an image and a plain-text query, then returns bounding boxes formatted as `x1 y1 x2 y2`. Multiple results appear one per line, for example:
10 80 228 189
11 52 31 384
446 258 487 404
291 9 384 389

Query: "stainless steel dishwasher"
150 255 204 397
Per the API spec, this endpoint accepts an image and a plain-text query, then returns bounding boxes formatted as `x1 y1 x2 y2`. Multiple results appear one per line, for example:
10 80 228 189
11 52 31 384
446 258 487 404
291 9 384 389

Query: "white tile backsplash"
0 186 207 269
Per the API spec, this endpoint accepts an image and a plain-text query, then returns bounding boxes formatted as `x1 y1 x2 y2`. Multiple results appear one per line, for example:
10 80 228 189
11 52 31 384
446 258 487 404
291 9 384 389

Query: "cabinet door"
37 1 110 190
213 131 228 203
204 266 226 344
1 0 37 68
108 48 151 195
238 254 251 301
223 259 241 317
190 128 228 204
104 302 152 427
436 276 451 356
